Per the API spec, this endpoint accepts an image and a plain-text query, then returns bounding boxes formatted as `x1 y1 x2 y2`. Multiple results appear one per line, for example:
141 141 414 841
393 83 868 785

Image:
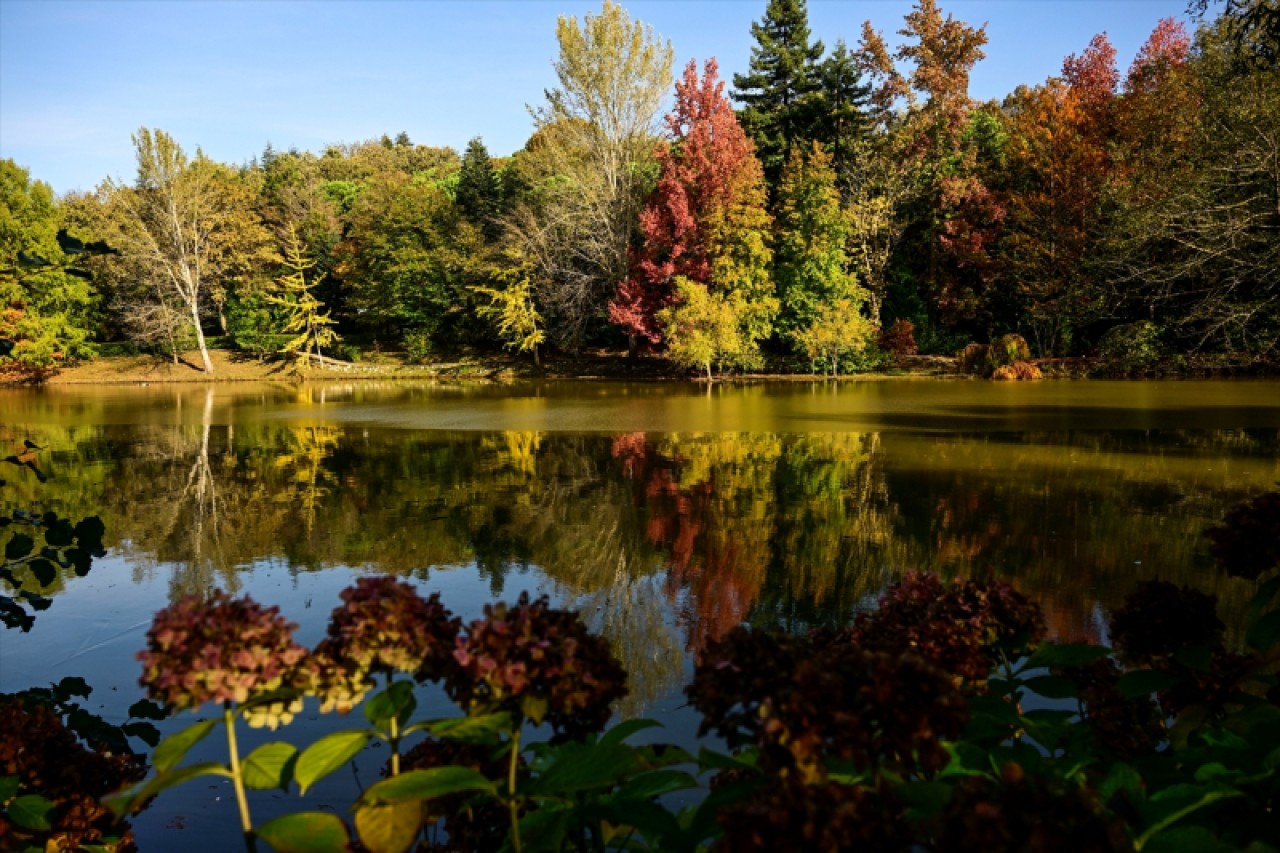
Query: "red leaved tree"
610 58 774 352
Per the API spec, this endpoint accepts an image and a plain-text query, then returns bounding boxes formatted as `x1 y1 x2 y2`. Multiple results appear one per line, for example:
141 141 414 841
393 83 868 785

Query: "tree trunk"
191 303 214 374
627 334 638 359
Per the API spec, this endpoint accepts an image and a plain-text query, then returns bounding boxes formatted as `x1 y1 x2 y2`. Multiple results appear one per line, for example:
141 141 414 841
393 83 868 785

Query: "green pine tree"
732 0 825 187
455 137 503 240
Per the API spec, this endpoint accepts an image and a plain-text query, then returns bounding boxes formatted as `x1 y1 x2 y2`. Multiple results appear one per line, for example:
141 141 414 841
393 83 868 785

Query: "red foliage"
610 58 761 344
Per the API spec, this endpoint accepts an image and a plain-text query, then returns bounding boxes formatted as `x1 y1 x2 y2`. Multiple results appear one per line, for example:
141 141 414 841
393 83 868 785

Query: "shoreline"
4 349 1275 387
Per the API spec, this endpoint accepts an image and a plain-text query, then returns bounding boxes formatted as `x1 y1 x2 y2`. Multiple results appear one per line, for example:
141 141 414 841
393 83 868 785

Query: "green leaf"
1144 826 1230 853
1137 789 1244 849
614 769 699 801
354 800 423 853
1119 669 1184 700
517 806 572 853
5 533 34 561
256 811 353 852
1246 610 1280 652
897 780 952 820
1100 762 1144 804
153 718 218 773
696 746 758 773
364 680 416 728
0 775 19 802
1021 643 1112 670
243 742 298 791
599 718 663 748
107 762 230 816
1249 575 1280 618
357 766 496 807
28 558 56 587
527 741 640 795
1173 645 1215 672
1022 675 1079 700
1193 762 1239 783
296 731 371 795
7 794 55 831
940 742 994 779
415 712 511 743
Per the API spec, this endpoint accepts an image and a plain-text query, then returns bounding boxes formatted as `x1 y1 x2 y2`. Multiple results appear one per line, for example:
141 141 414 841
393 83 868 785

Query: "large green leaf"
153 718 218 773
364 680 416 728
296 731 371 796
356 766 496 807
256 811 353 852
0 775 19 802
599 718 663 748
106 762 230 816
1021 643 1112 670
7 794 55 830
613 768 699 801
1022 675 1079 700
411 712 510 743
243 742 299 791
354 800 423 853
526 741 640 795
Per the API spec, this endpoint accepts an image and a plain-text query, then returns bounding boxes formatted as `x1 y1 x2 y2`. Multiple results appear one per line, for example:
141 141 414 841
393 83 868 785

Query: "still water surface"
2 378 1278 848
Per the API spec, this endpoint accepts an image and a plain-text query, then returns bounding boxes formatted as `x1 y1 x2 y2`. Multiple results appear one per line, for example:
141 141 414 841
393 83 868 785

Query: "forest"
1 0 1277 379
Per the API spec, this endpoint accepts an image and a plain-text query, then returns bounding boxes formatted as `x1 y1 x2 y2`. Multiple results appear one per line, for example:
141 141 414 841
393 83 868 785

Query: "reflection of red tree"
612 434 766 655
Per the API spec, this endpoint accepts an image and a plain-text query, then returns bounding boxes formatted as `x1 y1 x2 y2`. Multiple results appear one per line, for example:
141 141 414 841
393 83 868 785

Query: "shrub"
403 330 435 364
986 333 1031 373
1096 321 1167 375
878 319 919 357
991 360 1043 381
957 343 989 374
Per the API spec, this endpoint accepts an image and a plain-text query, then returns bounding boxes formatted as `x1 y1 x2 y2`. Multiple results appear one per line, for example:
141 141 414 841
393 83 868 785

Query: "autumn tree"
997 33 1119 355
513 0 674 348
732 0 825 186
1103 16 1279 353
474 250 546 366
334 171 482 349
612 58 777 367
774 142 868 348
0 160 98 371
108 129 273 373
262 225 339 364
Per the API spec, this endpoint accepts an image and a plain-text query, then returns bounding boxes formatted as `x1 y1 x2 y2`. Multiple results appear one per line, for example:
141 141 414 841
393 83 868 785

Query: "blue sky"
1 0 1190 195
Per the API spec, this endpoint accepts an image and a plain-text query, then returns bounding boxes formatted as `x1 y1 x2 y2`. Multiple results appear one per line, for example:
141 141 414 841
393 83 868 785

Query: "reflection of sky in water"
1 380 1278 851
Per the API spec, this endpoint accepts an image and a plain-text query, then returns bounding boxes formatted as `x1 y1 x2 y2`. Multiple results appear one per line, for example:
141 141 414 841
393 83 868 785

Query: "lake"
2 378 1278 849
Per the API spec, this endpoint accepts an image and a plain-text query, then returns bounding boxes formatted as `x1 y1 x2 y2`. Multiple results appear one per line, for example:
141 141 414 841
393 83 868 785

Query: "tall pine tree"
732 0 825 187
455 136 503 240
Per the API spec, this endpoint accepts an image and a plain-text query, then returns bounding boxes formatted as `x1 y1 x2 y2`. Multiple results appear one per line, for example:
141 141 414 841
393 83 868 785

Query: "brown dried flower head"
137 591 310 727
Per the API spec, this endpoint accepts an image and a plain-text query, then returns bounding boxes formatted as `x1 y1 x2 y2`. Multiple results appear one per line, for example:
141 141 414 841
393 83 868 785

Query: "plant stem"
508 727 522 853
389 711 401 776
224 703 256 852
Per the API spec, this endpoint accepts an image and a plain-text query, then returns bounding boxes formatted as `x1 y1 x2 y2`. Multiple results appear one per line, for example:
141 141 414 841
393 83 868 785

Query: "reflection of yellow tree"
274 426 341 533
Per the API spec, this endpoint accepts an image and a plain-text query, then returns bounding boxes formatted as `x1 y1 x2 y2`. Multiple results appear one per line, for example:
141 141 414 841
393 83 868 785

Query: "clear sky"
0 0 1190 196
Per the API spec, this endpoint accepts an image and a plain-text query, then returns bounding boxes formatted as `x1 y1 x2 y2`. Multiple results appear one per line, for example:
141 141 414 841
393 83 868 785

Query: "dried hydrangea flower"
1108 580 1224 668
714 777 909 852
137 591 311 726
310 575 460 714
849 572 1046 684
689 627 968 781
449 592 628 738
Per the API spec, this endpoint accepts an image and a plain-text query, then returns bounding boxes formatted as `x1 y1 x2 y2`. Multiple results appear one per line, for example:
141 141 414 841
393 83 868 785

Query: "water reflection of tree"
11 416 1278 667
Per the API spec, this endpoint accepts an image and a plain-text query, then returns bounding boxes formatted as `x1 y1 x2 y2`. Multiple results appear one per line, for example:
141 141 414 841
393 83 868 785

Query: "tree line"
1 0 1276 377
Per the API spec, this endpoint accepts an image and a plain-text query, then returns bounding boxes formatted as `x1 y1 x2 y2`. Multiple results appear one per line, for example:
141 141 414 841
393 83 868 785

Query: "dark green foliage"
455 137 505 240
732 0 825 186
1096 321 1170 376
